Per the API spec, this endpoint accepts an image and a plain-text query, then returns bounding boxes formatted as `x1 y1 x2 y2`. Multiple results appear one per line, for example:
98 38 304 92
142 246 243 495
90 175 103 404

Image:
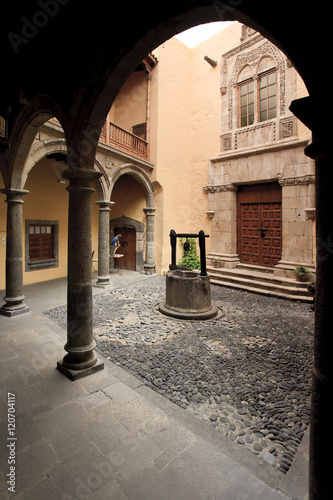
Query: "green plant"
292 266 309 276
178 237 200 270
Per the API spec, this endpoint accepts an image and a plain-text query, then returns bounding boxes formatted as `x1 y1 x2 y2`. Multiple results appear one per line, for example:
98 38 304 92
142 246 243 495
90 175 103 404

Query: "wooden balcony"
47 118 149 161
101 122 148 160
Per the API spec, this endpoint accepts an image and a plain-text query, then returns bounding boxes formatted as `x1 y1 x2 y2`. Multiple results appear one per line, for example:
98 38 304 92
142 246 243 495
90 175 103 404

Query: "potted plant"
213 258 222 268
292 266 310 282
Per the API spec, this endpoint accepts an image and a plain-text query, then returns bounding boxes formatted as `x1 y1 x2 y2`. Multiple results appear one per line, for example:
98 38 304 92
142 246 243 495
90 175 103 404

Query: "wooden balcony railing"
47 118 149 161
104 122 148 160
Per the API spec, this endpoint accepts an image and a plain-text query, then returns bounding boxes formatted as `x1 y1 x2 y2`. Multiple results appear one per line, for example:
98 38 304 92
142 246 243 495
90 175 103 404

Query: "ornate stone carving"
235 121 276 149
223 39 287 131
280 117 296 138
221 133 232 151
278 175 315 186
203 184 237 193
241 25 258 41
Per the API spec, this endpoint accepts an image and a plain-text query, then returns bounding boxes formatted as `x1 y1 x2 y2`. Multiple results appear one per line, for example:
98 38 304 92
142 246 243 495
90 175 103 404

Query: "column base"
0 296 30 317
57 354 104 381
94 276 111 288
143 264 156 275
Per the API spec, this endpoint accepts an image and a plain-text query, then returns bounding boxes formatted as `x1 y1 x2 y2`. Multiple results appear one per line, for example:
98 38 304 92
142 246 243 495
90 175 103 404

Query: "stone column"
0 188 29 317
95 200 114 287
305 139 333 500
143 207 156 274
57 167 104 380
290 96 333 500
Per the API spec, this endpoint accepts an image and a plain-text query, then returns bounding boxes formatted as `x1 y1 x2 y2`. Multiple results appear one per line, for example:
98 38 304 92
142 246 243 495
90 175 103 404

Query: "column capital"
143 207 156 215
61 167 102 184
0 188 29 201
95 200 115 210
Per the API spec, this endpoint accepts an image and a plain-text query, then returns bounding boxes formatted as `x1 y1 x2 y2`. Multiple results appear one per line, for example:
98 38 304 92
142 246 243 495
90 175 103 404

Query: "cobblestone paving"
45 274 314 474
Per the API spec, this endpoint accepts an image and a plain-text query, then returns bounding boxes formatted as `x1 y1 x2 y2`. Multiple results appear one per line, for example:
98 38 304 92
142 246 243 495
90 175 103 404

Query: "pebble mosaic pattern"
45 274 313 473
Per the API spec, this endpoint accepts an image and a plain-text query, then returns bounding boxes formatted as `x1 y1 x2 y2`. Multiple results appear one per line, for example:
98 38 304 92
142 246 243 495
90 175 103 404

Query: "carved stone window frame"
222 38 286 132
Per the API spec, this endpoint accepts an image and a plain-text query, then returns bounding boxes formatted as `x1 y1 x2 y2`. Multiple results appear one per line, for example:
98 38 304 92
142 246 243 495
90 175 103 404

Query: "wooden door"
237 183 282 267
114 227 136 271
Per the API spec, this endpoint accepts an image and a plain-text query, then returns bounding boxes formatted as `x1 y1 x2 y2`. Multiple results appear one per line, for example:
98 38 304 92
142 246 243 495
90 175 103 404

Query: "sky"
175 21 235 48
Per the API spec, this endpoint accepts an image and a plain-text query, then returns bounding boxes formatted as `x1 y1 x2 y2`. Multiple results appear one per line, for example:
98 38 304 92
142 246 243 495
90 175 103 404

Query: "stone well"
158 269 221 320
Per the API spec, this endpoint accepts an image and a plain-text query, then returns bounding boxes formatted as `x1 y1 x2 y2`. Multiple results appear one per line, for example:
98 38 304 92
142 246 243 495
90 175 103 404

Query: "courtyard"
0 271 310 499
46 274 313 476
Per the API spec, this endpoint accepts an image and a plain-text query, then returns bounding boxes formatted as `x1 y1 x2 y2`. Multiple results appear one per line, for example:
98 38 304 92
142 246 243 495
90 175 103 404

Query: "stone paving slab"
0 273 309 499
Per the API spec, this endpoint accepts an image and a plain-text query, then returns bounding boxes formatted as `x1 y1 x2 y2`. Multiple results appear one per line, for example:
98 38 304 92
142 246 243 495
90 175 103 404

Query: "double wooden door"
237 183 282 267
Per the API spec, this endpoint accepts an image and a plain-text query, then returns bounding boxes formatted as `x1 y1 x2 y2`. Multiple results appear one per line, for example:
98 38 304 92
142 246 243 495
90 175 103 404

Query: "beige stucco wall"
110 174 147 225
22 157 69 285
151 38 193 271
109 71 148 132
150 25 242 273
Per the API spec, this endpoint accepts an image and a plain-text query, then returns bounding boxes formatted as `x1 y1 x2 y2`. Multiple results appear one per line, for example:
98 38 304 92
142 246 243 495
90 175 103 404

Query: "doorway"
237 183 282 267
114 226 136 271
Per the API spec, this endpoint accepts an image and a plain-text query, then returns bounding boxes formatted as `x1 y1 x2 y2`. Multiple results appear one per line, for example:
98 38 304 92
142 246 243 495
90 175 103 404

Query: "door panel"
114 227 136 271
237 183 282 267
260 202 282 266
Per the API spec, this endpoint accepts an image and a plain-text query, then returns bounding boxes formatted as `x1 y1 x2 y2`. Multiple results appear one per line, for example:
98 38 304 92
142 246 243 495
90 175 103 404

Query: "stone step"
209 266 309 287
207 265 313 302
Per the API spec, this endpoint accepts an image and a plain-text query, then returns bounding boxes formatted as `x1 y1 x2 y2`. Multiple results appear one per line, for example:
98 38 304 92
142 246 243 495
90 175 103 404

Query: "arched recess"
109 164 156 272
110 164 155 208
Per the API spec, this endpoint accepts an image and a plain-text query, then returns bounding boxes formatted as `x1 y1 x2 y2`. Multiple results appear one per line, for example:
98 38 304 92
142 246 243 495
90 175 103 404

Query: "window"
239 80 254 127
29 224 53 260
238 69 277 127
259 70 276 122
25 220 59 271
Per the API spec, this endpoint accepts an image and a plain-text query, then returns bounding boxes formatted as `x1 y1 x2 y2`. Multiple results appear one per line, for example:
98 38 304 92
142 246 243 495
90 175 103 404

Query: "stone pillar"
143 207 156 274
0 188 29 317
57 167 104 380
290 96 333 500
305 139 333 500
275 175 316 277
203 183 240 268
95 200 114 287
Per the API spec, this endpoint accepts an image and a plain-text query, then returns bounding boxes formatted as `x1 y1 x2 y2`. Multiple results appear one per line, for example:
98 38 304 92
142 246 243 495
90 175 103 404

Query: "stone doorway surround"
204 141 316 278
110 215 145 272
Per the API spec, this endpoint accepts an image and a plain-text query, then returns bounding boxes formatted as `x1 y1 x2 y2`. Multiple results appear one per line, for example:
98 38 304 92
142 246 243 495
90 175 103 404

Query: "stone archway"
109 164 155 208
110 214 145 271
110 164 156 273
